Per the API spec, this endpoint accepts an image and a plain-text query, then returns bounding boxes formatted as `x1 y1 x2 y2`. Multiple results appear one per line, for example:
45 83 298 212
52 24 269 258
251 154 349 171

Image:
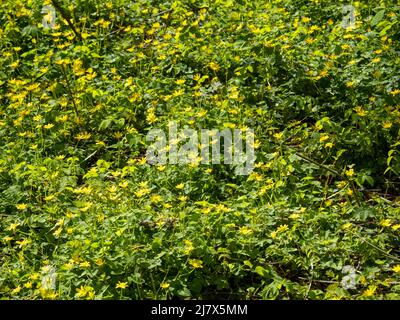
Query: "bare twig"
295 152 341 177
304 263 314 299
295 152 362 206
82 150 98 163
51 0 82 41
351 231 400 262
298 277 339 284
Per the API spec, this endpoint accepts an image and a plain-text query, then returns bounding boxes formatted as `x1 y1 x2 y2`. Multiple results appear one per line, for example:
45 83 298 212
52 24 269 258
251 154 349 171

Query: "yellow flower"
95 258 104 266
382 121 392 129
346 81 355 88
354 106 367 117
390 89 400 96
55 58 71 66
44 194 55 201
289 213 300 220
379 219 391 227
10 60 19 68
176 79 186 85
80 261 90 268
16 239 31 248
277 224 289 233
53 227 62 237
274 132 283 141
175 183 184 190
7 222 20 232
11 286 21 295
33 114 42 122
208 62 220 72
116 281 128 289
337 181 347 189
359 276 367 285
43 123 54 129
30 273 40 281
135 187 151 198
29 272 39 281
146 108 157 124
270 231 277 238
183 240 194 255
362 285 377 297
3 236 13 242
239 226 253 235
76 285 94 298
179 195 188 202
391 224 400 231
75 132 92 141
345 168 355 177
172 89 184 97
80 202 93 212
160 282 170 289
137 157 147 165
119 181 129 188
342 222 352 230
223 122 236 129
319 70 328 78
107 185 118 193
392 265 400 273
319 134 329 142
16 203 27 210
189 259 203 269
96 140 106 147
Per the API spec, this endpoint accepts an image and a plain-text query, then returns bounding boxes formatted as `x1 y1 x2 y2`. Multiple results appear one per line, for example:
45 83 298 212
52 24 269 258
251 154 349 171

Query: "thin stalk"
60 64 80 118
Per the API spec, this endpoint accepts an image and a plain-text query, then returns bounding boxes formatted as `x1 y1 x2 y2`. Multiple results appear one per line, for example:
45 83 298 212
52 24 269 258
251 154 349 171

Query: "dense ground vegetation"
1 0 400 299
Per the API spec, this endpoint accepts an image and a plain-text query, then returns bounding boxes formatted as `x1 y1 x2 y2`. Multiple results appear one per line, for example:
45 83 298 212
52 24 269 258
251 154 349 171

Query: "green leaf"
371 10 385 26
99 119 112 130
176 287 191 297
380 23 394 36
365 176 374 187
255 266 270 278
